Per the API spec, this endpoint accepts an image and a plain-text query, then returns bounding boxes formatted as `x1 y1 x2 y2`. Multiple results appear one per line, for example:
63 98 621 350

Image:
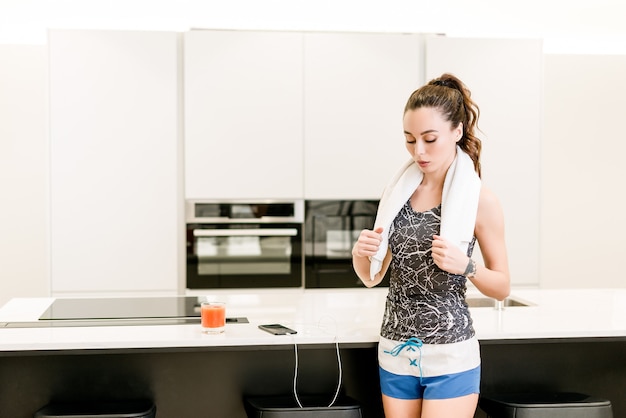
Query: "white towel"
369 146 481 280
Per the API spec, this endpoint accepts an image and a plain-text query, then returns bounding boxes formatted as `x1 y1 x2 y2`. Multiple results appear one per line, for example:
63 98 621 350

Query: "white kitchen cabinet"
49 30 182 295
303 32 425 199
0 45 48 305
184 30 304 200
425 36 543 286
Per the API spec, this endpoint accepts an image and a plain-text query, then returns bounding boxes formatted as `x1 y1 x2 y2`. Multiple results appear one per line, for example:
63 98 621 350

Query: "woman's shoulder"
477 186 504 225
478 185 500 205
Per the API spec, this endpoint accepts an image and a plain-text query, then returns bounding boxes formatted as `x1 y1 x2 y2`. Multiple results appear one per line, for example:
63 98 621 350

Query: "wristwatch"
463 258 477 279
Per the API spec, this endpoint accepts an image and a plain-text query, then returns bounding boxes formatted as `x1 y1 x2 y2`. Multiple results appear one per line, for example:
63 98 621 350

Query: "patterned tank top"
380 199 476 344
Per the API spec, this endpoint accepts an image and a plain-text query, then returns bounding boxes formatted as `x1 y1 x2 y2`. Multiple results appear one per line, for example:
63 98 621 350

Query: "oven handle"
193 228 298 237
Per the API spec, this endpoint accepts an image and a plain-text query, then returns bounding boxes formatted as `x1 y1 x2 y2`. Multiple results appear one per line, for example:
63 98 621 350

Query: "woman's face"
403 107 461 176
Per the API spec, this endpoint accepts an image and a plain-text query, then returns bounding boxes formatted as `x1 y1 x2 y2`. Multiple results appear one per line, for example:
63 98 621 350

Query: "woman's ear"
455 122 464 142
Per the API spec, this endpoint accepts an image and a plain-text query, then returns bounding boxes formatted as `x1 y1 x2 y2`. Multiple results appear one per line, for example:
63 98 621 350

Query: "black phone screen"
258 324 297 335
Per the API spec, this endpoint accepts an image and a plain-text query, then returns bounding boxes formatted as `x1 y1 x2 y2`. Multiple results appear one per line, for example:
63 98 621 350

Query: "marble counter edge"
2 287 626 352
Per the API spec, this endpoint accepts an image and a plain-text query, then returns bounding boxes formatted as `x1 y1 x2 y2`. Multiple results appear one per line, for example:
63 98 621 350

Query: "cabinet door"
49 30 182 295
425 36 543 286
0 45 48 305
304 33 424 199
184 30 304 200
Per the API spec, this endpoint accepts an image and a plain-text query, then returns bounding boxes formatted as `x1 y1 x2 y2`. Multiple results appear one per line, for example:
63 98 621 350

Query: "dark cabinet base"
0 346 382 418
476 338 625 418
1 338 624 418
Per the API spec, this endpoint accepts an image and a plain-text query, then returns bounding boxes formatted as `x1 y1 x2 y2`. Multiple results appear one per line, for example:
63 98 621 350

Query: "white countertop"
1 287 625 352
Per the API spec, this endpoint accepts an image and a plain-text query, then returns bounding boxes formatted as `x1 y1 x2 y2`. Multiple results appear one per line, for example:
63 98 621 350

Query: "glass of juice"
201 301 226 334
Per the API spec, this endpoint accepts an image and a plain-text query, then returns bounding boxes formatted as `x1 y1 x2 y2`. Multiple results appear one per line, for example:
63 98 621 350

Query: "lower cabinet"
1 339 624 418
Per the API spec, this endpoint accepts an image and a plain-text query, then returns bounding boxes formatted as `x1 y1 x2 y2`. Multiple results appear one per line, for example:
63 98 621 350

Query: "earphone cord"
292 339 303 408
292 337 342 408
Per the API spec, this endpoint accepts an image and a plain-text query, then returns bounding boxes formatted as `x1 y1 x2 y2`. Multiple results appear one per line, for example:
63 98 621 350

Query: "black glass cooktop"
1 296 248 328
40 296 200 320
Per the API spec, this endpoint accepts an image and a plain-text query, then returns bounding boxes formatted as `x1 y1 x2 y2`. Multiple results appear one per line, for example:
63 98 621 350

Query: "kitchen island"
1 287 625 417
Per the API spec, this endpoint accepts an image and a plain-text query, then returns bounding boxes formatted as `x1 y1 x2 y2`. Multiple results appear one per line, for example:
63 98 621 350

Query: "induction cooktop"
1 296 248 328
40 296 200 320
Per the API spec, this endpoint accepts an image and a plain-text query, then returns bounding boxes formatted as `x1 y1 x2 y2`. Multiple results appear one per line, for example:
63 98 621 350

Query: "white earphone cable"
291 317 343 409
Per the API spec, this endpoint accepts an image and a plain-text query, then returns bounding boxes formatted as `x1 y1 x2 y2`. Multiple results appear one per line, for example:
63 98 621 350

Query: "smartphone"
258 323 297 335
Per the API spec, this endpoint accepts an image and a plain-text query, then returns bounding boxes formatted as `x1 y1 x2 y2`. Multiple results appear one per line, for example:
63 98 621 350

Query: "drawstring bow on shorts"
384 337 424 380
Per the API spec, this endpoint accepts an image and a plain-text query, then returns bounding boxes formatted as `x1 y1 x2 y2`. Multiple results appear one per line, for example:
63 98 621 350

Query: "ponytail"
404 73 482 176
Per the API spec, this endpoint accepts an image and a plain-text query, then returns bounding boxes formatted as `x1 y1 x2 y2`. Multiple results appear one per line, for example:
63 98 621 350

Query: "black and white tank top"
380 199 476 344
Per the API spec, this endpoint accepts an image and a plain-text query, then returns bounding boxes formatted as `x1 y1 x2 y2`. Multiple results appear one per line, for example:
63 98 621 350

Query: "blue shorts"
379 365 481 400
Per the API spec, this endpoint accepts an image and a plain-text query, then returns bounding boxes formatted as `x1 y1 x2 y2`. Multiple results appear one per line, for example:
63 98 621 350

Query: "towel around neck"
369 146 481 281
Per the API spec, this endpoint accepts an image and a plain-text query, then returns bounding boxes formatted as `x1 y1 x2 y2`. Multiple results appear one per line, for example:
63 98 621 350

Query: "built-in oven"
304 200 390 288
186 200 304 289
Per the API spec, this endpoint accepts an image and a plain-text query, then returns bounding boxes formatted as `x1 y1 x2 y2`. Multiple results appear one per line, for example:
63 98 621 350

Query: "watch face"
464 259 476 279
469 260 477 278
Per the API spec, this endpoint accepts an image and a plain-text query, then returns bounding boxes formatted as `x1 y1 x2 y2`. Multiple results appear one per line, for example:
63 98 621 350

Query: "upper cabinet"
425 36 543 286
49 30 182 295
183 30 425 201
303 32 424 199
184 30 304 200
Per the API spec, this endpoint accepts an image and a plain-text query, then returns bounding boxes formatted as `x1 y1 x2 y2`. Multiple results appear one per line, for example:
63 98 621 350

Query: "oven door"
304 200 390 288
186 223 303 289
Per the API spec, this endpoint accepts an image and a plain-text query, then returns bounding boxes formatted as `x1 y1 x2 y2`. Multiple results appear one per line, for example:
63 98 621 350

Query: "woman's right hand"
352 227 384 258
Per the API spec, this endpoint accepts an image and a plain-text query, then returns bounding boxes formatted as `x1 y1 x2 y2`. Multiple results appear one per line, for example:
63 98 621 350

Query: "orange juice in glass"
201 301 226 334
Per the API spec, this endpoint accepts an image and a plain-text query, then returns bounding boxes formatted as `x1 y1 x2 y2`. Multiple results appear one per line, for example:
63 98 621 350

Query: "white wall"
0 45 49 307
2 0 626 54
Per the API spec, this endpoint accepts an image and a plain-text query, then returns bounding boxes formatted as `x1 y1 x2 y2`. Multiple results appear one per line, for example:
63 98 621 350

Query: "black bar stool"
479 392 613 418
244 395 362 418
34 400 156 418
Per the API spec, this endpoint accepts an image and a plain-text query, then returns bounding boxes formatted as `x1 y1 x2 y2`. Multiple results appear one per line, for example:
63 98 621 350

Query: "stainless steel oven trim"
186 199 304 224
193 228 299 237
186 200 305 289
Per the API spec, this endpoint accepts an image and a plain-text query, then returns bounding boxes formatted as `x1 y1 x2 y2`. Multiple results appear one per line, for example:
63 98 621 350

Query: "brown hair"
404 73 482 177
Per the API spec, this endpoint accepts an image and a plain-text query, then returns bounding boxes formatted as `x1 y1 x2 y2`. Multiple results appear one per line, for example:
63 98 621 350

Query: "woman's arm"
431 186 510 300
470 187 511 300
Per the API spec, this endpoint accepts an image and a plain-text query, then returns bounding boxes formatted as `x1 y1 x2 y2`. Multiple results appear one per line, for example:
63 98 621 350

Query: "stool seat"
479 392 613 418
34 400 156 418
244 395 362 418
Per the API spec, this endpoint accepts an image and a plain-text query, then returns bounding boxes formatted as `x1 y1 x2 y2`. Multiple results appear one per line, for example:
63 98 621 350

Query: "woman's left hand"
431 235 468 275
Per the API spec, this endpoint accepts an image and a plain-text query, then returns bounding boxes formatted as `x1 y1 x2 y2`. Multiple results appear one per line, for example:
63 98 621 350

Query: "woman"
352 73 510 418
